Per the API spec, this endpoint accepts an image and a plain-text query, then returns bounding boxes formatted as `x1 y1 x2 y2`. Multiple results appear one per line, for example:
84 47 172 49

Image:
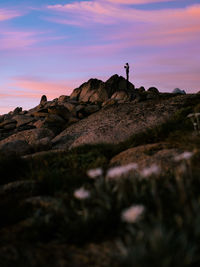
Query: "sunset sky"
0 0 200 114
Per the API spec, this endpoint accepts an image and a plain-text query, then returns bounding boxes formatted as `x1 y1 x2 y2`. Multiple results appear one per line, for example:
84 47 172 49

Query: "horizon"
0 0 200 114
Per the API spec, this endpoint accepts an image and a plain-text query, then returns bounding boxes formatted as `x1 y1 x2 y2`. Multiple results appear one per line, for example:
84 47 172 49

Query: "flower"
106 163 138 179
74 187 90 200
121 205 145 223
87 168 103 179
174 151 193 161
140 164 160 178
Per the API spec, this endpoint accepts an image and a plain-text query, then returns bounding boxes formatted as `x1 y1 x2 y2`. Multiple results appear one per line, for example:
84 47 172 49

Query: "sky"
0 0 200 114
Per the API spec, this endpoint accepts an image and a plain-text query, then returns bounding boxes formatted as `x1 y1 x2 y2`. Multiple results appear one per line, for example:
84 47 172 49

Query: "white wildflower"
121 205 145 223
87 168 103 179
174 151 193 161
106 163 138 180
74 187 90 200
140 164 160 178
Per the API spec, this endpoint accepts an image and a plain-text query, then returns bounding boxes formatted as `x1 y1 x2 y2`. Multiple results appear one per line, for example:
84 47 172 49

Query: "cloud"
104 0 176 4
0 8 22 21
10 76 76 100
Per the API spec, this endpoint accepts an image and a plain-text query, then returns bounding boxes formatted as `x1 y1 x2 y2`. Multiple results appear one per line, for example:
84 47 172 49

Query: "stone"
70 87 82 101
83 105 100 115
105 74 135 97
40 95 47 105
111 91 130 101
138 86 145 92
102 99 117 107
68 117 80 125
17 125 36 132
0 119 16 128
52 95 191 150
109 143 181 173
3 123 16 130
32 137 52 151
0 139 31 156
0 115 4 123
75 105 85 113
146 92 159 100
0 128 55 147
58 95 69 102
63 102 76 116
147 87 159 94
172 88 186 94
13 115 36 128
33 112 49 118
48 105 70 121
33 120 45 128
80 79 108 102
44 114 65 124
13 107 22 115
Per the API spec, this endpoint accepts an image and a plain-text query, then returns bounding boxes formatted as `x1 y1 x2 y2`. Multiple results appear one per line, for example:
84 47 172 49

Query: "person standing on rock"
124 63 129 90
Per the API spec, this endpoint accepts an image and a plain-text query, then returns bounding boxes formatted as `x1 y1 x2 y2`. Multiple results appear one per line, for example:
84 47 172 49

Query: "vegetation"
0 101 200 266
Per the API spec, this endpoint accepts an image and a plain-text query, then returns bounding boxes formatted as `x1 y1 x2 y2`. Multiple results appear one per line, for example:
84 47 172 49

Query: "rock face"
52 95 194 150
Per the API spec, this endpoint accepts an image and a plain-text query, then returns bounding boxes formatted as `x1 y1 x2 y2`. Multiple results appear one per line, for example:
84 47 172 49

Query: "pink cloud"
105 0 176 4
47 2 200 26
9 77 79 100
0 8 22 21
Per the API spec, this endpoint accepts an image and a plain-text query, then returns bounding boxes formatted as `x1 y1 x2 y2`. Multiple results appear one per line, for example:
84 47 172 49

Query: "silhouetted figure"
124 63 129 90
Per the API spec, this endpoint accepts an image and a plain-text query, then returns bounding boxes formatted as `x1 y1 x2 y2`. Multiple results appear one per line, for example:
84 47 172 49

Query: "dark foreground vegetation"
0 100 200 267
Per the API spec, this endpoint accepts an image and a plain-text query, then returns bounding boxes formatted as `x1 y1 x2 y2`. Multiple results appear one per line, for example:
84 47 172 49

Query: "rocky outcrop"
40 95 47 106
52 95 193 150
2 74 198 157
70 74 135 103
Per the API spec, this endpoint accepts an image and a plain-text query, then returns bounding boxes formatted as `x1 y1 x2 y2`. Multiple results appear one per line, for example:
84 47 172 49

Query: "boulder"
58 95 69 102
0 115 4 123
63 102 76 116
13 107 22 115
40 95 47 106
105 74 135 97
147 87 159 94
70 87 82 101
138 86 145 92
146 92 159 100
83 105 100 115
172 88 186 95
69 75 135 103
3 123 16 130
102 99 117 107
111 91 130 101
13 115 36 128
109 143 181 173
78 79 108 102
0 119 16 128
48 105 71 121
0 139 31 156
0 128 55 148
32 137 52 151
33 120 45 129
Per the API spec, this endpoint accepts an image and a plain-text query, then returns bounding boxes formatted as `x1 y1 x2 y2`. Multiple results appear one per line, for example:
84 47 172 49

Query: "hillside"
0 75 200 266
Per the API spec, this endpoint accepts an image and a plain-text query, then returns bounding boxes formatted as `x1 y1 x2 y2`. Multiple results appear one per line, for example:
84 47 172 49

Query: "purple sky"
0 0 200 114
